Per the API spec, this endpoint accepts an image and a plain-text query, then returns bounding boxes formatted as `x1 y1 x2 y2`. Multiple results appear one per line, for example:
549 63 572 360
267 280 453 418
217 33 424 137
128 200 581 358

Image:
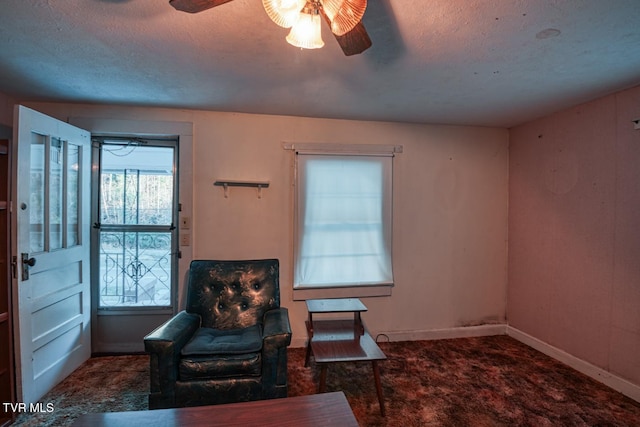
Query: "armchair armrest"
262 307 291 393
263 307 292 346
145 310 200 350
144 310 200 408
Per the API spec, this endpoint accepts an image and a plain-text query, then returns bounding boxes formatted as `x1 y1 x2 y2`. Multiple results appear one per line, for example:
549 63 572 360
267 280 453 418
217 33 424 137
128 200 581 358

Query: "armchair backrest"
186 259 280 329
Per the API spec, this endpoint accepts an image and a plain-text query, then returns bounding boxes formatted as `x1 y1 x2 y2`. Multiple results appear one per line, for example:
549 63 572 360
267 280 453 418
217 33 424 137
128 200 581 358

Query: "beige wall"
18 101 509 345
508 85 640 387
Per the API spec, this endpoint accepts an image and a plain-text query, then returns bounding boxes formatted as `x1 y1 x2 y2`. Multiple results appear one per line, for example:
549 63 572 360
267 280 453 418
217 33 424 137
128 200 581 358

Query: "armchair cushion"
181 325 263 356
179 352 262 380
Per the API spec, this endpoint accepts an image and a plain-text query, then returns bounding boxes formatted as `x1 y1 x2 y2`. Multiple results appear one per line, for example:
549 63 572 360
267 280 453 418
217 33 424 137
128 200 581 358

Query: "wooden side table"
305 298 387 416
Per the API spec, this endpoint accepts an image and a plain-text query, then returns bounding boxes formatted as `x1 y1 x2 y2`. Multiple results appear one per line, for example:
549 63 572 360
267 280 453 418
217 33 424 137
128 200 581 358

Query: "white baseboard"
373 324 508 342
290 324 507 348
507 326 640 403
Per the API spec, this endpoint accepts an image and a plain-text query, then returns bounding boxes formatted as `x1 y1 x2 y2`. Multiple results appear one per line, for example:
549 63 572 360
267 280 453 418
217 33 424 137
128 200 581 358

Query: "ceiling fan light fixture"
263 0 306 28
286 2 324 49
322 0 367 36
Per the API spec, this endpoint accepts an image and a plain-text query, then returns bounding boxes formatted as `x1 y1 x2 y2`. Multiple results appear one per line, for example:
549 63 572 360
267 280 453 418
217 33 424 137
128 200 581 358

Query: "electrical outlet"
180 216 191 229
180 234 190 246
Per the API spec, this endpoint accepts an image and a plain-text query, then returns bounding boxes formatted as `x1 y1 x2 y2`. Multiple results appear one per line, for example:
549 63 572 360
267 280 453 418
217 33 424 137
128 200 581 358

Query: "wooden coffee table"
305 298 387 416
71 392 357 426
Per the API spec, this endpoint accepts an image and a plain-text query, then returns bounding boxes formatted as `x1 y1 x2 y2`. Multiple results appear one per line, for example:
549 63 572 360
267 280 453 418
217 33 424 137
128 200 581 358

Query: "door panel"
13 105 91 404
92 138 178 353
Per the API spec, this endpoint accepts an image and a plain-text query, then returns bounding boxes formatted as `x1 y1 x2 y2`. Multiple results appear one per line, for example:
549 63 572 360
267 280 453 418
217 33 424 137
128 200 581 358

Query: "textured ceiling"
1 0 639 127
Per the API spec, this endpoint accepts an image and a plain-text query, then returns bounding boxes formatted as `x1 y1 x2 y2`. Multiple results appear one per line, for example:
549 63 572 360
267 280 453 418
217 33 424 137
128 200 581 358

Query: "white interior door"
13 105 91 403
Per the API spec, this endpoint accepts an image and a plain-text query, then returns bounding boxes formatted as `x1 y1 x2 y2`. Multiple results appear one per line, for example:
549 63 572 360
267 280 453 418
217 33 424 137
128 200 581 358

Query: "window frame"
285 143 402 301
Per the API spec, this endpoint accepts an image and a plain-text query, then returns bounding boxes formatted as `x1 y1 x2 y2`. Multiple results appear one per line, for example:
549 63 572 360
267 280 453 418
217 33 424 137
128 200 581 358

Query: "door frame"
65 117 192 311
1 136 16 425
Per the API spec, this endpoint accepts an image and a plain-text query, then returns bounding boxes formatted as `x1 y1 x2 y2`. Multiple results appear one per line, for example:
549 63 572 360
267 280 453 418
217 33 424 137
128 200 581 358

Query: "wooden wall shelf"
214 180 270 198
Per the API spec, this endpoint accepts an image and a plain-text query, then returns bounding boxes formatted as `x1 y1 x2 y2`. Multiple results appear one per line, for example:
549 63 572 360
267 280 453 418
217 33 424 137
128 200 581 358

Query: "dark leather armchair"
144 259 292 409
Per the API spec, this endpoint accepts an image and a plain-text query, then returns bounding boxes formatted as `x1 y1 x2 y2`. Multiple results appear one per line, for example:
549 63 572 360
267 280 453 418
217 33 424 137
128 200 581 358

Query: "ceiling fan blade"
321 9 371 56
334 21 372 56
169 0 234 13
322 0 367 36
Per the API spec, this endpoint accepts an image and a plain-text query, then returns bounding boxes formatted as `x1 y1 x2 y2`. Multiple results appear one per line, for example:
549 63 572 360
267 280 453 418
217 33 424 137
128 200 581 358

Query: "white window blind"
294 151 394 292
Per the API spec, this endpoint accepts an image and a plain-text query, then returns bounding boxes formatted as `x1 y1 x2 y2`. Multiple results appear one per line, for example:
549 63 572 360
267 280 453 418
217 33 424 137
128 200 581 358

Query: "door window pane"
100 146 174 226
99 232 172 307
29 133 45 253
49 138 63 250
98 143 175 308
67 143 80 247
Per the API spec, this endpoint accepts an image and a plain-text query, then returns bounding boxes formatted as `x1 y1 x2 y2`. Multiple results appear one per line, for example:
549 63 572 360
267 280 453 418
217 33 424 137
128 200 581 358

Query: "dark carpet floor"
11 335 640 426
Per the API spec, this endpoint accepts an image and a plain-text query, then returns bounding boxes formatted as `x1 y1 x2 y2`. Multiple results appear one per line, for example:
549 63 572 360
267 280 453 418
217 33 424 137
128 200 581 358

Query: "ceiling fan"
169 0 372 56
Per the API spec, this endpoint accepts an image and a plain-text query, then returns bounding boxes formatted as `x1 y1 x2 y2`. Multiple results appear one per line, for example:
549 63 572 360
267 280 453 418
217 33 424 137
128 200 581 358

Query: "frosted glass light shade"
322 0 367 36
286 11 324 49
262 0 306 28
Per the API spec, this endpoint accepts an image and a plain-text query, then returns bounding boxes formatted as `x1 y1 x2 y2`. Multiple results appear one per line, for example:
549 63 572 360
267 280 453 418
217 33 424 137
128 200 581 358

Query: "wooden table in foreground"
71 392 358 427
305 298 387 416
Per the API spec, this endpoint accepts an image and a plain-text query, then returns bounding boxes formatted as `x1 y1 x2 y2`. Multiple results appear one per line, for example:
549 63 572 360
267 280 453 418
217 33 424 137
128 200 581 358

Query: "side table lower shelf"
306 319 387 416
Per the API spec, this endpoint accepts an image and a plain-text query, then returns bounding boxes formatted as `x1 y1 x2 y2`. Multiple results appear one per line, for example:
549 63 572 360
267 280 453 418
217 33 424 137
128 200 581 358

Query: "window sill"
292 284 393 301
